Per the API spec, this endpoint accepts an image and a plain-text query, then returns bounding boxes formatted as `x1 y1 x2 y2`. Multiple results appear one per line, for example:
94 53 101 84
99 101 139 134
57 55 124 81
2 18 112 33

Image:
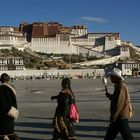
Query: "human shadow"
20 138 44 140
15 118 108 139
15 118 140 139
15 121 53 140
15 122 52 129
16 129 52 135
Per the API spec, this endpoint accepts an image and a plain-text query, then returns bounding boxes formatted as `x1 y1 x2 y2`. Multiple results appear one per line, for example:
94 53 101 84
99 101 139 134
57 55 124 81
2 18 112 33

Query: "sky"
0 0 140 45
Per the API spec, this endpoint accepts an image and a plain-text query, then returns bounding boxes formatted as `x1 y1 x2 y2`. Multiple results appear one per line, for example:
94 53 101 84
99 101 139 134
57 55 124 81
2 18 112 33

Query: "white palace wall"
31 37 78 54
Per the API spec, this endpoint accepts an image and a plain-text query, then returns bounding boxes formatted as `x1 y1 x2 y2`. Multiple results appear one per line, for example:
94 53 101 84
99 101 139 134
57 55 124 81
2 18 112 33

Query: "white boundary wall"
0 69 105 78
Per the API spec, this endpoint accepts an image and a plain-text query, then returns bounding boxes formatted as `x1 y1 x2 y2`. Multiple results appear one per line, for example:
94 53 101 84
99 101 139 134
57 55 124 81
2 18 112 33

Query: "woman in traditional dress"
51 78 77 140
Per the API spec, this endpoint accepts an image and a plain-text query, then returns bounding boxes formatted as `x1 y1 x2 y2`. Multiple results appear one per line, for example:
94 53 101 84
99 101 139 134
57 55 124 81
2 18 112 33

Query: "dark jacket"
55 89 74 118
0 83 17 135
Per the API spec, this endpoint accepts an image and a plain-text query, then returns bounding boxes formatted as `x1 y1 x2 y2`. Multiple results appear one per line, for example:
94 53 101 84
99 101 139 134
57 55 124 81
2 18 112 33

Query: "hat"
0 73 10 82
110 68 124 80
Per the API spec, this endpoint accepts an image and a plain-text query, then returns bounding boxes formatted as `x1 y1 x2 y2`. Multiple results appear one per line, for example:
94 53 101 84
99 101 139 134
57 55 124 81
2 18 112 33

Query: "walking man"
104 68 134 140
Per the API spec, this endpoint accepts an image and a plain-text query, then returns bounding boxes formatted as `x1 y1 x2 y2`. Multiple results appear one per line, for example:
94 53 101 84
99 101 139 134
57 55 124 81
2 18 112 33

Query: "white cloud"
81 17 108 23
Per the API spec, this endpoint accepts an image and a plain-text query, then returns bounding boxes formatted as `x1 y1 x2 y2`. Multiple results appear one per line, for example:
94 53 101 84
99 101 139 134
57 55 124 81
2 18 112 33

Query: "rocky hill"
0 47 43 69
0 47 85 69
0 46 139 70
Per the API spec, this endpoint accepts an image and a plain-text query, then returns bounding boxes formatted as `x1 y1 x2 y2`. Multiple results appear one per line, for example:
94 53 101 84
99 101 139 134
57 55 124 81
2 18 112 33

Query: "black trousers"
104 119 133 140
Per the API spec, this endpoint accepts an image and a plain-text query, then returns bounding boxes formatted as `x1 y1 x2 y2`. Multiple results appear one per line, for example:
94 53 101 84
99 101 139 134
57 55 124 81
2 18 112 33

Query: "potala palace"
0 22 137 57
0 22 140 77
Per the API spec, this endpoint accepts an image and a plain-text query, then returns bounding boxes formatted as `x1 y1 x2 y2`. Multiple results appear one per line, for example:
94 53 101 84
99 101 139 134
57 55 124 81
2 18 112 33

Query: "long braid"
62 78 74 98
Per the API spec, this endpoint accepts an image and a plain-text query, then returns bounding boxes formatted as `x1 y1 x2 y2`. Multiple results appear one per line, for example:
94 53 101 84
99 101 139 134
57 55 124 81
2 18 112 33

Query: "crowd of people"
0 68 134 140
9 72 101 81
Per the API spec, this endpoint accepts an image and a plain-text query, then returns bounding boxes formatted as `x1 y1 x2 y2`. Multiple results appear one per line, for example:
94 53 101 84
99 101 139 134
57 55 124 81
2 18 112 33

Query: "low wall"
0 69 105 78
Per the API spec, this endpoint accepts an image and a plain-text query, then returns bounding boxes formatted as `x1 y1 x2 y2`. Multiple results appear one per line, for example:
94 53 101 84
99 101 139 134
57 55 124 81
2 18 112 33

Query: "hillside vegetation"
0 48 87 69
0 46 139 69
0 48 43 69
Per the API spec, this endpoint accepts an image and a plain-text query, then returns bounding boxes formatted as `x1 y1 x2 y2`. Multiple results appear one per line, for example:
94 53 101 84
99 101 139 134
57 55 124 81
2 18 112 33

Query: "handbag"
128 104 134 118
70 103 79 123
125 85 134 119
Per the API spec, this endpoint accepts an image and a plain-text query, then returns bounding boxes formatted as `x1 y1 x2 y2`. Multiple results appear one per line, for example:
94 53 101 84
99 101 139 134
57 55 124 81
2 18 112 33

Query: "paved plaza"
13 78 140 140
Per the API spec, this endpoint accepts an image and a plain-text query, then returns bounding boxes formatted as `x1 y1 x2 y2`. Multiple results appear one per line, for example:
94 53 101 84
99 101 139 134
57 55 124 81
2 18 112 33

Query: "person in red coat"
0 73 20 140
